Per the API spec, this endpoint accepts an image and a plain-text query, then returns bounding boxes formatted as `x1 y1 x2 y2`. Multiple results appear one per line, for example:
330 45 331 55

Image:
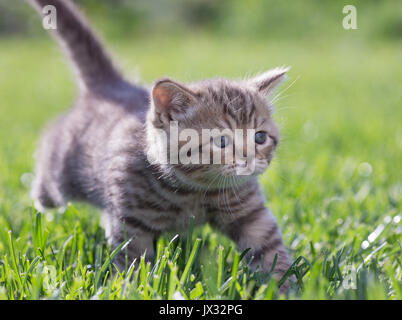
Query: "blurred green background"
0 0 401 299
1 0 402 40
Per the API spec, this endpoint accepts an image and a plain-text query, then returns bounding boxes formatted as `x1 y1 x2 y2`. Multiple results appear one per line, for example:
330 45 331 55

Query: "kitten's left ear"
152 78 198 113
151 78 199 125
249 67 290 96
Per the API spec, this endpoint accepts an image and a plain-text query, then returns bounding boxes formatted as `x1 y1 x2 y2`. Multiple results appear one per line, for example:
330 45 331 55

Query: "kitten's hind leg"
31 174 65 212
31 124 66 212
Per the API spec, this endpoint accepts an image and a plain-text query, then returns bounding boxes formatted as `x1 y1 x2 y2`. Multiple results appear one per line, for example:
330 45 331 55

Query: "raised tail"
29 0 128 95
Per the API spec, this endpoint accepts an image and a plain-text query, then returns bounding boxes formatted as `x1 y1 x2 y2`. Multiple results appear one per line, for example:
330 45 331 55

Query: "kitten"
29 0 294 290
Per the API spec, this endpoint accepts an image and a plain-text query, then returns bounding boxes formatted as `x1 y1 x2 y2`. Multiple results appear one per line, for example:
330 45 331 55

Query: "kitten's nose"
235 158 256 176
236 159 247 168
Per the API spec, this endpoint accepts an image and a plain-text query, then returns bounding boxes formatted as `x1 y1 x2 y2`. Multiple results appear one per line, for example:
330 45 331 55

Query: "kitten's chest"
137 181 208 231
166 193 208 230
180 194 205 220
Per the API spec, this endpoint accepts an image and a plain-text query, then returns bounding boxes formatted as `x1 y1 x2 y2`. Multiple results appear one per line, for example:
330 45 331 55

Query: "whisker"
223 176 233 216
271 75 300 104
271 93 291 104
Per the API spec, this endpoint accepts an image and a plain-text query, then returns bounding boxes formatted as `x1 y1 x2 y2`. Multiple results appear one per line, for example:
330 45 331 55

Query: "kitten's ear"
249 67 290 96
152 78 198 113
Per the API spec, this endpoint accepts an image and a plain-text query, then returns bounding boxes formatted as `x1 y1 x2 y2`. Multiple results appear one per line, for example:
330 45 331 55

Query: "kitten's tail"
28 0 128 95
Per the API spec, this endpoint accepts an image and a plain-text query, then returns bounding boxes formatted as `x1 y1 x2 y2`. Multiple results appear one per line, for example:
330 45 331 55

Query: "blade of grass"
180 238 201 286
94 237 133 291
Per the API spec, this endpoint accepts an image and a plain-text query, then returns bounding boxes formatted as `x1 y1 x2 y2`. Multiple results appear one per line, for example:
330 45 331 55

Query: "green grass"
0 33 401 300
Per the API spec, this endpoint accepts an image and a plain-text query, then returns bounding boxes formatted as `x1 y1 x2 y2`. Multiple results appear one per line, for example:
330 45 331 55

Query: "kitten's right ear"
152 78 198 117
249 67 290 97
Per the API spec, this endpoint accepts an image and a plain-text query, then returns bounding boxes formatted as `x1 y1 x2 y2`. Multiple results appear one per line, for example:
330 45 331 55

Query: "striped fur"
29 0 293 290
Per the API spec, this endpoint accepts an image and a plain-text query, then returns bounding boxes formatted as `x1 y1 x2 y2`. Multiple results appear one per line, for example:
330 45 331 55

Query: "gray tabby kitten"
29 0 294 289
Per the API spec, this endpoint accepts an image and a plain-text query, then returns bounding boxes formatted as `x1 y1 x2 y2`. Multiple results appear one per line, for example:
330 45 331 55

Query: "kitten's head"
146 67 288 189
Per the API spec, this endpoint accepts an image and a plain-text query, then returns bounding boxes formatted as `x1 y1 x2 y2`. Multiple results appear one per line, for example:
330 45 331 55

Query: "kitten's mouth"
172 164 253 190
221 158 268 177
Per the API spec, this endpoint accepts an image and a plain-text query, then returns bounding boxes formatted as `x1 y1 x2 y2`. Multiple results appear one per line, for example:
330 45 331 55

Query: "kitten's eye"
214 135 230 148
255 131 267 144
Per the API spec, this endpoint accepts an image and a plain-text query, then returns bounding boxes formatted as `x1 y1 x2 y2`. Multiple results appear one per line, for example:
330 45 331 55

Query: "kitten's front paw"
278 273 297 294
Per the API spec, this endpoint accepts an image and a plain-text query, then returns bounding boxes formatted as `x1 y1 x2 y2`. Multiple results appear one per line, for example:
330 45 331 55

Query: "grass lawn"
0 33 401 299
